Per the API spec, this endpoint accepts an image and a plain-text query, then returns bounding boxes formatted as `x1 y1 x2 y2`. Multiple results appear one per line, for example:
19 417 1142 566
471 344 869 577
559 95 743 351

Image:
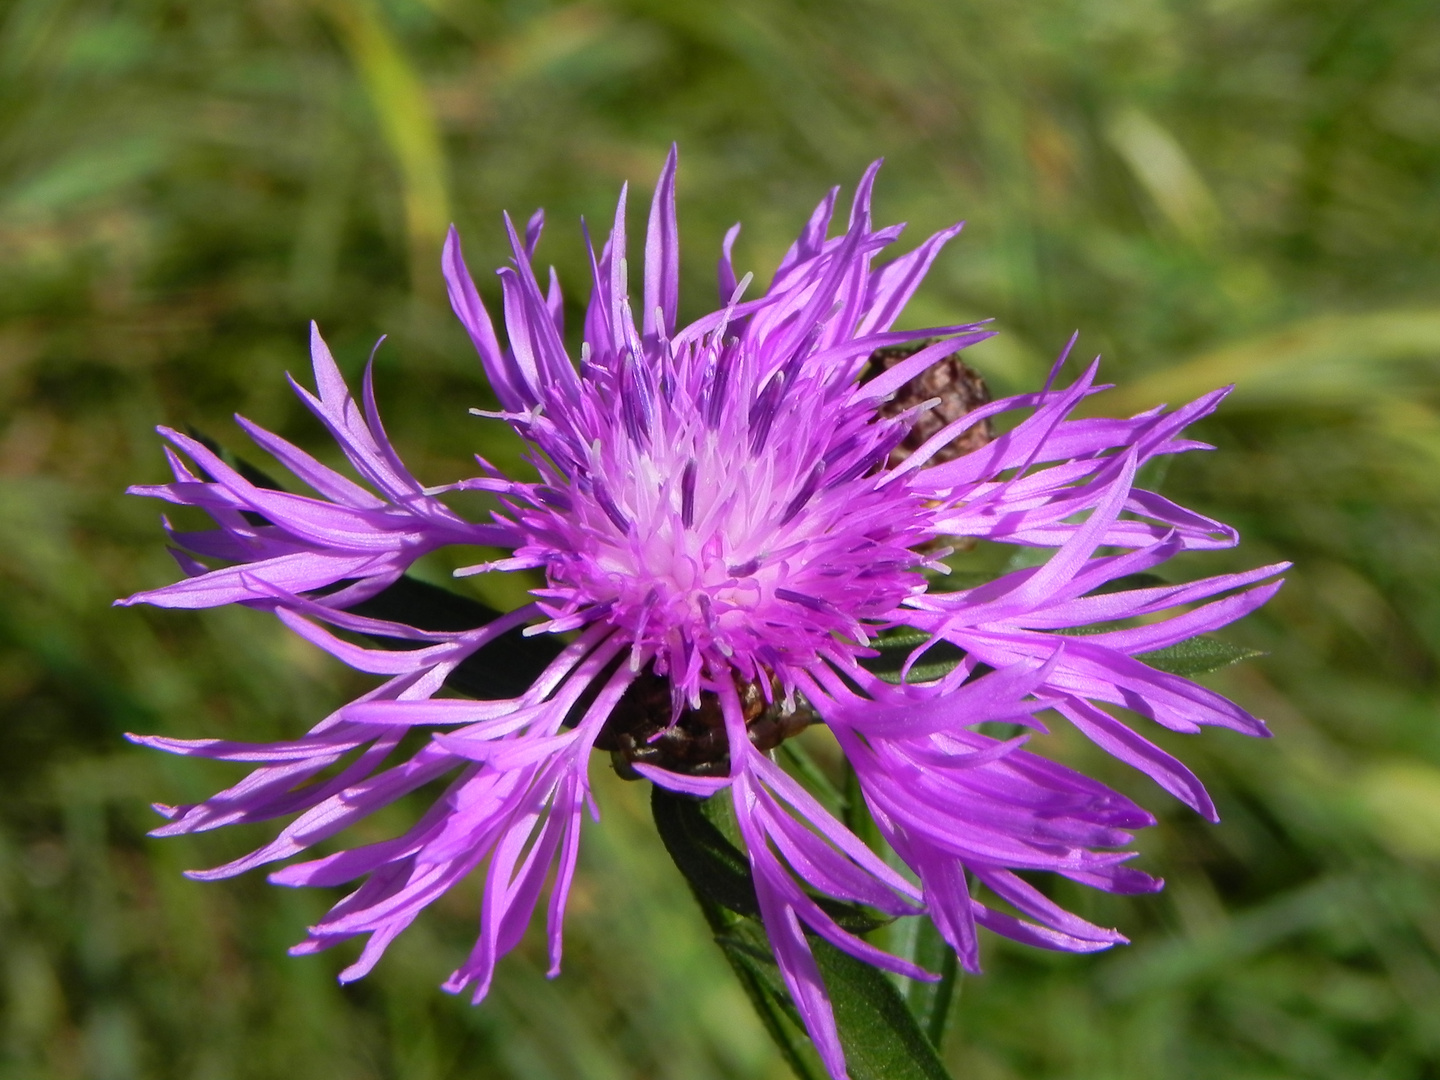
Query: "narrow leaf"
812 939 953 1080
843 759 883 852
1138 635 1264 677
653 788 952 1080
711 909 828 1080
349 575 565 700
779 739 851 817
655 789 889 932
925 569 999 593
652 786 760 917
860 631 967 685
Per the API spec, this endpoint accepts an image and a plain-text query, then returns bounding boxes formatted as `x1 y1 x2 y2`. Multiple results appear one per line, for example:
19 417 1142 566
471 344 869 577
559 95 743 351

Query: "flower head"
121 148 1284 1080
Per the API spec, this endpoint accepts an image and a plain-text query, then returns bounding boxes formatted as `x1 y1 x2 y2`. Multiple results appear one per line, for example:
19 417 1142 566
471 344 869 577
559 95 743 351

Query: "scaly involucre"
122 148 1284 1080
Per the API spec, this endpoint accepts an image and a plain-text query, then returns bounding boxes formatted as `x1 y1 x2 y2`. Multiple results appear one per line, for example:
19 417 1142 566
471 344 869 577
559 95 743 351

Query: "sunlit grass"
2 1 1439 1077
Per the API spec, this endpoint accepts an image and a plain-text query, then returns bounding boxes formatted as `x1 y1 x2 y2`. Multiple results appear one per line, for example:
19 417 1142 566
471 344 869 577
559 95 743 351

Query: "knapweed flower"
121 148 1284 1080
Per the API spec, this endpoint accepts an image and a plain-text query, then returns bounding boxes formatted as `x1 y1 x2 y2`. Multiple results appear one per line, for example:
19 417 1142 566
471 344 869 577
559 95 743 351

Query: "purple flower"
121 148 1284 1080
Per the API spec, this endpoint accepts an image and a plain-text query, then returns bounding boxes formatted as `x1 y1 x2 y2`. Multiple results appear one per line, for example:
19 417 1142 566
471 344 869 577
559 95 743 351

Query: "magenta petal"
643 144 680 340
120 149 1284 1080
1055 697 1218 820
632 764 731 797
443 226 526 410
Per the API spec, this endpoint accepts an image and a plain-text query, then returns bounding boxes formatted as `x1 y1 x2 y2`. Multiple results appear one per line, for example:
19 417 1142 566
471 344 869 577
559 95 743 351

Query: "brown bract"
597 669 812 779
866 340 994 466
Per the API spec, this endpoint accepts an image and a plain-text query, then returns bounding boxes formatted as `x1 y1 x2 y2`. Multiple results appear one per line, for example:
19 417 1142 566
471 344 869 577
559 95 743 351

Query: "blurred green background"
3 0 1440 1077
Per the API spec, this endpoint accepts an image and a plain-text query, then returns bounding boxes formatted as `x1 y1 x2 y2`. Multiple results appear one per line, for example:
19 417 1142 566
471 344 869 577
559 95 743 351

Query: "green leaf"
710 913 954 1080
711 914 828 1080
652 788 953 1080
662 820 825 1080
860 630 968 685
651 786 760 918
716 917 813 1025
349 575 564 700
652 789 888 933
812 939 953 1080
842 757 884 853
925 569 999 592
1138 636 1264 677
778 739 850 817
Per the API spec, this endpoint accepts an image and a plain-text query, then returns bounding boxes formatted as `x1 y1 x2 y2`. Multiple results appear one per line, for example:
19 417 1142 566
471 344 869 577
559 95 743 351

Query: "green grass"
2 1 1440 1077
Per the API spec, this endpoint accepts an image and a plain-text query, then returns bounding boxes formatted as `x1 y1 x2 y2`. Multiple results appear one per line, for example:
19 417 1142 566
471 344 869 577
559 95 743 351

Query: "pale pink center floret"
512 325 939 698
441 152 984 704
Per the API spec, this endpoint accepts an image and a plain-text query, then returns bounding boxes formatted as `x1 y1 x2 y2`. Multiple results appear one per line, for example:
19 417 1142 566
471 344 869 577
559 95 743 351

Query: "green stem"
923 945 960 1051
